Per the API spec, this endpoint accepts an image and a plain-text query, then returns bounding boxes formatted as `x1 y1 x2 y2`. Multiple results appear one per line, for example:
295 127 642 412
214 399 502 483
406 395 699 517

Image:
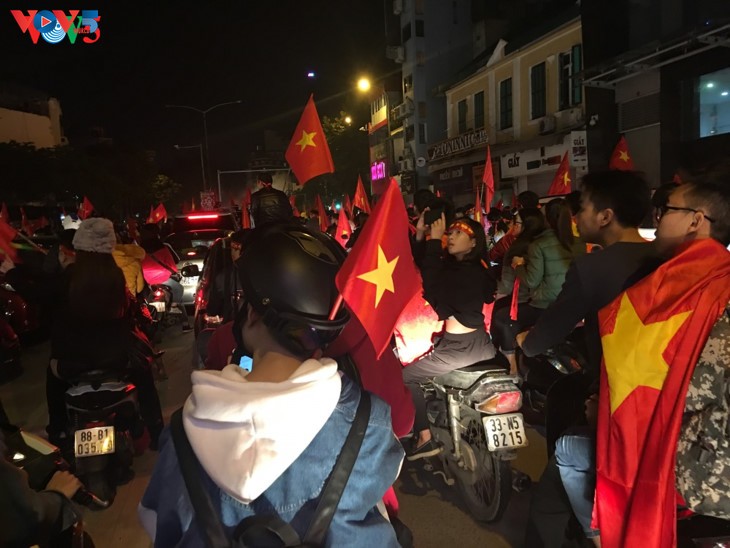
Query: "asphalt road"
0 327 548 547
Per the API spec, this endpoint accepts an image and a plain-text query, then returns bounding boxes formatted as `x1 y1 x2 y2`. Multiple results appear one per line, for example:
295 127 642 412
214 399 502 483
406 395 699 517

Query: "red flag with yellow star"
353 175 371 214
473 185 482 223
335 207 352 248
344 194 353 217
285 95 335 185
547 152 571 196
608 135 635 171
482 145 495 209
335 178 421 358
594 238 730 548
314 194 328 232
78 196 94 220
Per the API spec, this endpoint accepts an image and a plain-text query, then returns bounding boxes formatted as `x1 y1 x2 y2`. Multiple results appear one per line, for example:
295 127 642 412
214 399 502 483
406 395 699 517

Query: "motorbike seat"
65 380 136 411
434 361 510 391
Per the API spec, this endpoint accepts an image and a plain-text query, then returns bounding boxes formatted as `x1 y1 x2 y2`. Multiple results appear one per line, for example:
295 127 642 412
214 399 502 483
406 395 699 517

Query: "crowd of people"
1 165 728 547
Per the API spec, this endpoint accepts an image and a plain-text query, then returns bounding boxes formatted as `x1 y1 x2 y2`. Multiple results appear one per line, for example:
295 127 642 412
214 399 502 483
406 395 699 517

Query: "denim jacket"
139 375 403 547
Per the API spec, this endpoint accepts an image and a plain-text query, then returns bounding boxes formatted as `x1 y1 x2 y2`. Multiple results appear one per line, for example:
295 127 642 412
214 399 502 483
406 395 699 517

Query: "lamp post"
173 144 205 190
165 100 243 190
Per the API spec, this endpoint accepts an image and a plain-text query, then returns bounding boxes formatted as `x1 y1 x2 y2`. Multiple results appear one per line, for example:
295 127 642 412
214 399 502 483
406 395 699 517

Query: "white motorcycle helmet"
61 215 82 230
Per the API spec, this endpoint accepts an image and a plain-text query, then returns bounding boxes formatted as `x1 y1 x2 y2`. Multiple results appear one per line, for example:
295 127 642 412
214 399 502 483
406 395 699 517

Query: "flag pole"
328 294 344 321
16 232 48 255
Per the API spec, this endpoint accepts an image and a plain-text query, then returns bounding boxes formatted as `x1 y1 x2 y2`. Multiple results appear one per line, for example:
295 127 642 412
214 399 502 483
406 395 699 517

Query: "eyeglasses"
658 205 715 223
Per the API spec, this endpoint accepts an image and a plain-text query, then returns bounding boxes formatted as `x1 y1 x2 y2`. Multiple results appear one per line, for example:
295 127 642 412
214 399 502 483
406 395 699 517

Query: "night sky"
1 2 393 187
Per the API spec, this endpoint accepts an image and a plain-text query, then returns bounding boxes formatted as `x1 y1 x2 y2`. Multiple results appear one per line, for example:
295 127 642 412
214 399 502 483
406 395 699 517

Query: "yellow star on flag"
601 293 691 414
295 130 317 152
562 172 571 187
357 245 399 308
619 150 630 163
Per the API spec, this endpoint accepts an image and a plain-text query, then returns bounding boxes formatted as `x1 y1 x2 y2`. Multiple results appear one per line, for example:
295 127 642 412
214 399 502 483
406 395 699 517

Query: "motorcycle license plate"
151 301 166 313
482 413 528 451
74 426 115 458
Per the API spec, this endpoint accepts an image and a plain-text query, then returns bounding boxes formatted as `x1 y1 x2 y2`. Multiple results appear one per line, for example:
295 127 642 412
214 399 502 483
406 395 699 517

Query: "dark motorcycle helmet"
233 223 349 360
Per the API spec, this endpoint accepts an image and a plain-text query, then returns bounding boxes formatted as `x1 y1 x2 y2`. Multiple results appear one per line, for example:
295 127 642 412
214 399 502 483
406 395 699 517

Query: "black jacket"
249 187 293 227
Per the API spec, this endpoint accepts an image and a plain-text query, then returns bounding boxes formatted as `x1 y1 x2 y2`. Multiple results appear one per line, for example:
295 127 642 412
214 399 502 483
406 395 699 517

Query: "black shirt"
421 239 495 329
521 241 662 379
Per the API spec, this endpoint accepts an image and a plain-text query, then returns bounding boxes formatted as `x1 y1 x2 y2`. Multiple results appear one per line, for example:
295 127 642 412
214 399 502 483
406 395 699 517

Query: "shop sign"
499 139 569 178
570 130 588 167
429 128 488 161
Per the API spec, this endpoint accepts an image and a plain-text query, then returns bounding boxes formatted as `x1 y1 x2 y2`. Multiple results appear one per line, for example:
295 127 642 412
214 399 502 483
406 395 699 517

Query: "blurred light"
706 82 715 88
344 115 352 125
307 71 316 79
335 203 341 211
357 77 371 92
722 91 729 96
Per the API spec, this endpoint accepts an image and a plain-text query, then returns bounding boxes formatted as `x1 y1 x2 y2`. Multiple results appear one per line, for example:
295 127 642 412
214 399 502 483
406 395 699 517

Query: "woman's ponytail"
545 198 574 251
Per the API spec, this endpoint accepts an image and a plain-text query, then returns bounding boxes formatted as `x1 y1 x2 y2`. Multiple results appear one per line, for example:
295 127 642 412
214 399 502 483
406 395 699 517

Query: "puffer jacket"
514 229 579 309
113 244 146 296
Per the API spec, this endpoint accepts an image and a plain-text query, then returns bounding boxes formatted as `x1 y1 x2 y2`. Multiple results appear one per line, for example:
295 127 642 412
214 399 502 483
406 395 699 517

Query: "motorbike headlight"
468 381 523 414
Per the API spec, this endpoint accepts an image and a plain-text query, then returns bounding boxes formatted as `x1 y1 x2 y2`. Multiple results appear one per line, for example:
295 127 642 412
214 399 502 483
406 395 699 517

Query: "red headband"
448 221 475 237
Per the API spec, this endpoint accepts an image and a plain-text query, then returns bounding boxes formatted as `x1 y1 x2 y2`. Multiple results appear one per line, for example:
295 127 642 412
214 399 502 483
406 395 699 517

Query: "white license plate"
74 426 115 457
482 413 528 451
151 301 166 313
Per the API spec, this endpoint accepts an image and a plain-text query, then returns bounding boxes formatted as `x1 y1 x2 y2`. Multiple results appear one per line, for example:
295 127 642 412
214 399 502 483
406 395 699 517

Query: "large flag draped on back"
608 135 635 171
335 179 421 358
285 95 335 185
482 145 495 210
547 152 572 196
594 238 730 548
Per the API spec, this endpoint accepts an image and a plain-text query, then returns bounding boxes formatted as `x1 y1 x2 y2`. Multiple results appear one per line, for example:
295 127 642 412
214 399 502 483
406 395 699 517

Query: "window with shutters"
531 62 546 119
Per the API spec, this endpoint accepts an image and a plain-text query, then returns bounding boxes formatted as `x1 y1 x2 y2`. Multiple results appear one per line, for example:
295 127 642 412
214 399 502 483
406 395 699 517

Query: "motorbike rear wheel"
456 419 512 522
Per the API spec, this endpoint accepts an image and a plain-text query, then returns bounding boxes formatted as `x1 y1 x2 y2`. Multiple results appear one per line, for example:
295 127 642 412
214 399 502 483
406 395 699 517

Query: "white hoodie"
182 358 342 504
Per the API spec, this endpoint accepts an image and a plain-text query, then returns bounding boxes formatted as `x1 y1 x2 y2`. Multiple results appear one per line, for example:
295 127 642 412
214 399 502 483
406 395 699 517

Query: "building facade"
0 94 67 149
433 11 584 205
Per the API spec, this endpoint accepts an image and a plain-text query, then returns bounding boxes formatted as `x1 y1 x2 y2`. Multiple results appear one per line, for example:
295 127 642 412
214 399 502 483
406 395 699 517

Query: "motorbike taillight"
153 290 164 298
475 390 522 415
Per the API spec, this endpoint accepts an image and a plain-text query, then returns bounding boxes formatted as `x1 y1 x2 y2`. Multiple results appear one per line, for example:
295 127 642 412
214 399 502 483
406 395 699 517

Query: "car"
164 212 238 305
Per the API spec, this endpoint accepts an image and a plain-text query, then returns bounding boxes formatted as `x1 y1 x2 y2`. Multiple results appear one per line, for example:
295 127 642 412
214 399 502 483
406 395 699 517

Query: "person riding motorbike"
404 214 497 460
138 223 191 332
249 173 293 227
47 218 164 449
140 223 403 546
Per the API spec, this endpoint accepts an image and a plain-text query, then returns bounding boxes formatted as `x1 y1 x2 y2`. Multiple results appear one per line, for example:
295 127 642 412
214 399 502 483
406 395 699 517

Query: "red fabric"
0 217 18 261
511 193 518 210
314 195 328 232
496 199 504 210
344 195 353 217
335 179 421 358
510 279 520 321
0 203 7 220
205 322 236 371
285 94 335 185
608 135 635 171
335 207 352 248
289 195 300 218
78 196 94 220
147 204 167 224
242 189 252 229
141 247 178 285
482 145 495 209
473 186 482 223
594 239 730 547
326 314 415 438
353 175 371 214
547 152 572 196
487 232 516 262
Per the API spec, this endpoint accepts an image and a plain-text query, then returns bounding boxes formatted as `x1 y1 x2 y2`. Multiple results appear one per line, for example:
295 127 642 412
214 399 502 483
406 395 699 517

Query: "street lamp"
173 144 205 190
357 77 371 93
165 100 243 189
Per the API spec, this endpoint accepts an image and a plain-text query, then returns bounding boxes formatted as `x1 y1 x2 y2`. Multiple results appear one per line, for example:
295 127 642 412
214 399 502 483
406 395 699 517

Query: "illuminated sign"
429 128 488 160
370 161 387 181
10 10 100 44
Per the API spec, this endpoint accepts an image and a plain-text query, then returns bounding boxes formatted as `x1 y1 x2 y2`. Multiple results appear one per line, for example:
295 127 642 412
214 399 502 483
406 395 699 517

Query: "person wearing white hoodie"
139 223 404 547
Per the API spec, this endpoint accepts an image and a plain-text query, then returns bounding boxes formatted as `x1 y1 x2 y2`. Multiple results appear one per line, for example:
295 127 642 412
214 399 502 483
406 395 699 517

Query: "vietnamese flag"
335 207 352 248
344 194 353 217
314 195 328 232
594 238 730 547
335 178 421 358
0 217 19 261
353 175 371 214
241 189 252 229
473 185 482 223
289 195 300 218
285 95 335 185
608 135 635 171
547 152 572 196
154 203 168 222
78 196 94 220
482 145 495 209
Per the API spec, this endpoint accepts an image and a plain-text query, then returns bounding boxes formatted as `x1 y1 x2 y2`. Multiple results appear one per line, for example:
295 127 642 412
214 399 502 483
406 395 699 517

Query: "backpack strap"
302 391 371 545
171 409 232 548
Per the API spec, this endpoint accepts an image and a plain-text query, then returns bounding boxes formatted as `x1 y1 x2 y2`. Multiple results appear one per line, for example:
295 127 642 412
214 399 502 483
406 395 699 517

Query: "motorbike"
64 367 143 505
421 358 527 522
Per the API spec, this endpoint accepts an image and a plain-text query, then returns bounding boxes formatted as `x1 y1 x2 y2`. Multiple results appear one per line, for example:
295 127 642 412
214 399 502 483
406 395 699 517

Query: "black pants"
490 302 544 352
403 329 496 432
46 364 164 445
524 455 573 547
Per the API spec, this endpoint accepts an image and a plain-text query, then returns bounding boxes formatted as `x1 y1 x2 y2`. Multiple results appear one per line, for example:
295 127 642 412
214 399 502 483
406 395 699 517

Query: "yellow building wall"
447 74 488 138
0 107 59 148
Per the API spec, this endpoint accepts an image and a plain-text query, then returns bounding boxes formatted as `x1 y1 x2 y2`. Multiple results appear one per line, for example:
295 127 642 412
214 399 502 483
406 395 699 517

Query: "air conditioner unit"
539 115 557 135
393 0 403 15
386 46 405 63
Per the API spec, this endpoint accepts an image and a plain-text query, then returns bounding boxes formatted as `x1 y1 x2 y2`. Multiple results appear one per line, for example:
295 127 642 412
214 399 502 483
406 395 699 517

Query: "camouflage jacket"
676 304 730 519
